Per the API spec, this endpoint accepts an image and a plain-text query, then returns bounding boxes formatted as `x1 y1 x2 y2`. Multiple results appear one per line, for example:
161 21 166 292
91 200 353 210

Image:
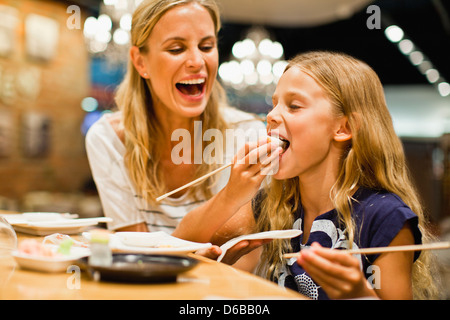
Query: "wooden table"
0 233 306 301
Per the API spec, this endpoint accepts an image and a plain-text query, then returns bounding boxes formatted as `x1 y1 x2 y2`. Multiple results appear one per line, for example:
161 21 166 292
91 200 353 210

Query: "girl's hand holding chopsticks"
296 242 379 299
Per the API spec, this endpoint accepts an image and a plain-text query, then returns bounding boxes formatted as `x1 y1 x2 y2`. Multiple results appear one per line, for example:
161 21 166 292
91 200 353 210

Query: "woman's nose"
186 49 204 70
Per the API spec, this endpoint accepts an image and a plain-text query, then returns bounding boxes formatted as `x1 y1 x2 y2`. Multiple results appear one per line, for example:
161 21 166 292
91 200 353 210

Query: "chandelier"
218 26 288 99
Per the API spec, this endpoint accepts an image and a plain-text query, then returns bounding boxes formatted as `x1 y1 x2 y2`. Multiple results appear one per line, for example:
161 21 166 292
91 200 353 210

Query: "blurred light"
97 14 112 31
260 73 274 85
257 60 272 76
244 73 258 85
425 69 440 83
84 16 98 37
418 60 432 74
120 13 132 31
232 40 256 59
270 41 284 59
398 39 414 54
385 25 404 42
240 59 255 75
258 39 273 56
95 30 112 44
438 82 450 97
218 62 230 82
241 39 256 56
385 23 449 98
409 51 424 65
103 0 117 5
113 28 129 45
89 41 108 53
273 60 288 78
220 26 286 94
81 97 98 112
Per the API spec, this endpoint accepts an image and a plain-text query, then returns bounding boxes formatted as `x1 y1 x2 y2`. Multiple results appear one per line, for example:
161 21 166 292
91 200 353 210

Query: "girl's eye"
289 105 302 110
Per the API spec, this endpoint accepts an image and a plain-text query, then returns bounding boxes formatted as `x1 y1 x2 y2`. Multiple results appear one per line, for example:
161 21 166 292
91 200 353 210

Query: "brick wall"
0 0 91 206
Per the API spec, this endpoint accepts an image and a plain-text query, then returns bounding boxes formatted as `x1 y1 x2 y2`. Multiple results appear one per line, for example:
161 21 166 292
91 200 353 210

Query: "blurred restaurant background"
0 0 449 288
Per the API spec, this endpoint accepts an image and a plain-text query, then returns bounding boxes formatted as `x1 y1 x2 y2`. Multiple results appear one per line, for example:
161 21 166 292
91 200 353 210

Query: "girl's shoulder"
352 187 415 220
352 187 422 257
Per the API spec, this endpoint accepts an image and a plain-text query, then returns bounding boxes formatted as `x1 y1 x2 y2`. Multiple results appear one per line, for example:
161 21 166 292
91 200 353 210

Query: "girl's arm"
296 222 415 299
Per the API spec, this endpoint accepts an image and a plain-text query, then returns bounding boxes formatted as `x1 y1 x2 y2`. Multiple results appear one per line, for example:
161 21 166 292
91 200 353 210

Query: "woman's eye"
200 43 214 52
289 105 302 110
168 47 184 54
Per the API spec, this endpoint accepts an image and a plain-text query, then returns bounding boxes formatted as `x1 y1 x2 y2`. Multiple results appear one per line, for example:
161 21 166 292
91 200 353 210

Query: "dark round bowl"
77 253 199 283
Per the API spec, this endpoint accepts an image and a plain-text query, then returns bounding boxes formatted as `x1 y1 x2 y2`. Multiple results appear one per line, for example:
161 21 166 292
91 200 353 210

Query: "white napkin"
217 229 302 262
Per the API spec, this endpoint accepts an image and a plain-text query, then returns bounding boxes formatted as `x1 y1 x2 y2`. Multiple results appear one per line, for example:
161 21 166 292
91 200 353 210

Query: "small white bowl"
12 247 90 273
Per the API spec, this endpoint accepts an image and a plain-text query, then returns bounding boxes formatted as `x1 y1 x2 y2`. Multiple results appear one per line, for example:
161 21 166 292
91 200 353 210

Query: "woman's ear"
130 46 148 78
334 115 352 142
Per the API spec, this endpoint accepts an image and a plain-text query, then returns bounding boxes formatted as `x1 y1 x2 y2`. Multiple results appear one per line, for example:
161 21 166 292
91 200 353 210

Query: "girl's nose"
266 105 281 128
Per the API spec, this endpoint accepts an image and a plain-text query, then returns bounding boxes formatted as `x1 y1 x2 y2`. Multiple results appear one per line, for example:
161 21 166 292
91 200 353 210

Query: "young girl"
190 51 440 299
256 51 440 299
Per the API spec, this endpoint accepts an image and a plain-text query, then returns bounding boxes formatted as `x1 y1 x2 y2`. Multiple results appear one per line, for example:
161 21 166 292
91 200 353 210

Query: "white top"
85 107 266 232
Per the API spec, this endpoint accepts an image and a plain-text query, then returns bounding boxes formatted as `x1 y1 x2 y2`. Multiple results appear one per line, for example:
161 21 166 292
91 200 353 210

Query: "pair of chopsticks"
156 163 232 202
282 241 450 259
156 136 285 202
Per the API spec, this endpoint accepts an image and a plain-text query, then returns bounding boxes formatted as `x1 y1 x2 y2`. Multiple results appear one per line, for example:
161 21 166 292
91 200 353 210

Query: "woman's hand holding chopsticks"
220 138 283 210
172 138 282 243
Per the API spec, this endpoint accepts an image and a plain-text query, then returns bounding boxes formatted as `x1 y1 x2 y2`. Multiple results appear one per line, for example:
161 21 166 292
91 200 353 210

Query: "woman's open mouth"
175 78 206 98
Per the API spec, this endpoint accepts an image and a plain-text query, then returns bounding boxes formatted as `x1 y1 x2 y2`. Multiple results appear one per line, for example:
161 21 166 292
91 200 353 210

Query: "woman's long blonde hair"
256 51 439 299
115 0 228 204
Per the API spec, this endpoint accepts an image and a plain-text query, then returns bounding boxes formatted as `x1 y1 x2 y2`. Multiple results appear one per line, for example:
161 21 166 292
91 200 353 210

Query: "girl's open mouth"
176 78 206 97
268 134 290 154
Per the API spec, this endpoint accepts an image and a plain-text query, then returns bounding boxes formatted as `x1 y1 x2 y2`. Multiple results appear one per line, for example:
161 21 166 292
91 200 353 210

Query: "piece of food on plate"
18 239 60 257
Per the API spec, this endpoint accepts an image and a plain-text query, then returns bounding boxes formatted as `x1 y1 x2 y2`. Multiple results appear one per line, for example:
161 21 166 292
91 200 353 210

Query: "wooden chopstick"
282 241 450 259
156 163 232 202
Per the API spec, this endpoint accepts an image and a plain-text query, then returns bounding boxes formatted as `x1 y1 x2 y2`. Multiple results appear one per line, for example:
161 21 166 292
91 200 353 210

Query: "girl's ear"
130 46 148 78
334 115 352 142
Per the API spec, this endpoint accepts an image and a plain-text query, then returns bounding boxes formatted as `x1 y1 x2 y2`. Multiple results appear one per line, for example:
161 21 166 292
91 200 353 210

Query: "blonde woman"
85 0 266 235
192 51 440 299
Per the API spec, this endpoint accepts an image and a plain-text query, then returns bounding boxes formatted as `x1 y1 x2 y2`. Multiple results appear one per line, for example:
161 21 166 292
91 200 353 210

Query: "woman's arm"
172 140 282 243
116 222 149 232
193 201 268 272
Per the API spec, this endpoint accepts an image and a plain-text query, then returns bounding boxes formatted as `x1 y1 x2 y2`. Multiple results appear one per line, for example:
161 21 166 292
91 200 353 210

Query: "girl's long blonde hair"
115 0 228 204
256 51 439 299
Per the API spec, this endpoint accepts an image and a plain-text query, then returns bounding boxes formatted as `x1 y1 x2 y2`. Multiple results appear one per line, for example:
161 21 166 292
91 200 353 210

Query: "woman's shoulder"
85 111 125 151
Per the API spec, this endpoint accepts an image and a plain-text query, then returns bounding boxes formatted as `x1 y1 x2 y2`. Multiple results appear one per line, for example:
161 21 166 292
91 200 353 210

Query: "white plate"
217 229 302 262
9 217 112 236
1 212 77 225
12 246 90 273
84 231 212 255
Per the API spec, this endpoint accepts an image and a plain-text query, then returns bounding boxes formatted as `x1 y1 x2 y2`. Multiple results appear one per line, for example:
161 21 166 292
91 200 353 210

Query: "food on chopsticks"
267 135 290 152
